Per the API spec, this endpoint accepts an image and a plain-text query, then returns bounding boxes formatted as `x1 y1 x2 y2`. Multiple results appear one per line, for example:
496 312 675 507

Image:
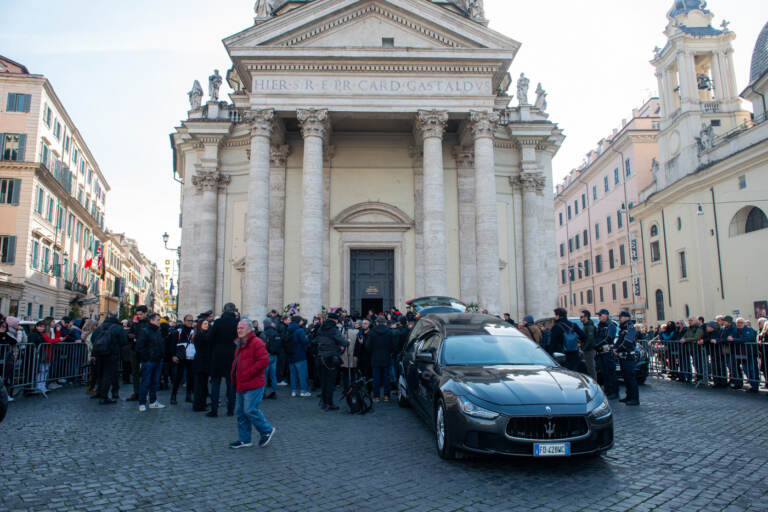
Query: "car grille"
506 416 589 440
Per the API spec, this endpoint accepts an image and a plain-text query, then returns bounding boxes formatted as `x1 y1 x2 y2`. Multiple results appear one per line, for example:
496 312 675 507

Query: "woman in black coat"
207 306 238 417
192 318 212 412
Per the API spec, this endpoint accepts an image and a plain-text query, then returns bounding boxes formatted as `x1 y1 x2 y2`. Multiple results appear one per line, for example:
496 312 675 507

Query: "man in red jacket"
229 318 276 449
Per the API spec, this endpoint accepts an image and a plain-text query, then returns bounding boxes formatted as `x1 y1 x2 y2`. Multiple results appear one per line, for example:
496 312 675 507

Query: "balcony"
701 101 721 113
64 280 88 294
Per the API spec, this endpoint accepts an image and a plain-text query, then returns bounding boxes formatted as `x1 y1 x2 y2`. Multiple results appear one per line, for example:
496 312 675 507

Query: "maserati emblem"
544 420 556 438
545 406 552 417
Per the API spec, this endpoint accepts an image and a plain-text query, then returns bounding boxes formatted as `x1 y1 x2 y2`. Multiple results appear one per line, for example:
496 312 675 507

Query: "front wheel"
435 399 456 460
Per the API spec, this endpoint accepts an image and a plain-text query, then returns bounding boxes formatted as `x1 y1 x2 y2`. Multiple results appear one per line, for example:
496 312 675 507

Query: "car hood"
444 365 593 406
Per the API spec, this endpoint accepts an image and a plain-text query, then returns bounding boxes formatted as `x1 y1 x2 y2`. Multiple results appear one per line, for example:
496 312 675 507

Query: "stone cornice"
297 108 330 140
223 137 251 148
245 62 498 74
415 110 448 141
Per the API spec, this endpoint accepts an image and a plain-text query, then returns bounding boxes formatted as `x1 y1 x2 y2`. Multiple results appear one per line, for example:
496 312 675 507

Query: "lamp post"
162 232 180 317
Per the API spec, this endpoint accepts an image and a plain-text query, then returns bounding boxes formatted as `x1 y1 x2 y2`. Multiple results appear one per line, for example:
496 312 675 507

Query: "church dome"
750 21 768 84
669 0 710 18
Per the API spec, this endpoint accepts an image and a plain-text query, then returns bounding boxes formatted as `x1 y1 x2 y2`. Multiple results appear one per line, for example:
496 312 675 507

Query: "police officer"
594 309 619 400
614 311 639 406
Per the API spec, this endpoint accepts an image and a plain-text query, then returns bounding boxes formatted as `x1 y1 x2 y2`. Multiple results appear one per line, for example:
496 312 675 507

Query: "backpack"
92 326 112 356
282 331 297 357
266 331 282 355
345 371 373 415
562 325 579 353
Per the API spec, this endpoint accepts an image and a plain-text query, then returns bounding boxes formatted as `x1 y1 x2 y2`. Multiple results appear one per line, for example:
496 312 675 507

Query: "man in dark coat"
136 313 166 411
125 305 148 401
549 308 585 371
614 311 639 406
208 303 238 415
317 313 349 411
93 314 128 404
365 316 394 402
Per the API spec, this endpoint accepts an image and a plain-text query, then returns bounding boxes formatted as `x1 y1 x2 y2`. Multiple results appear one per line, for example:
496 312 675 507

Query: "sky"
1 0 766 271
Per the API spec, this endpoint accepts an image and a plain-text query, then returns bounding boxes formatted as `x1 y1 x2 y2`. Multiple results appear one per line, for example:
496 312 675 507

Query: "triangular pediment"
225 0 518 51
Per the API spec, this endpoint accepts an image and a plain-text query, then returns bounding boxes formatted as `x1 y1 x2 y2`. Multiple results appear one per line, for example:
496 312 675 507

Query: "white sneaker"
138 404 147 412
57 379 67 385
149 401 166 409
278 381 288 387
7 396 14 402
300 392 312 397
47 383 62 390
291 391 297 397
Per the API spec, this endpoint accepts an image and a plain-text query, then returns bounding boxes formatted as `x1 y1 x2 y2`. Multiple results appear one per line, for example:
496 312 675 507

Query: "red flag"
84 257 92 269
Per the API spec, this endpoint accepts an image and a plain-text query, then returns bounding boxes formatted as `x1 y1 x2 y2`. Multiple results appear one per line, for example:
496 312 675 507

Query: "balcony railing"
64 281 88 294
701 101 721 113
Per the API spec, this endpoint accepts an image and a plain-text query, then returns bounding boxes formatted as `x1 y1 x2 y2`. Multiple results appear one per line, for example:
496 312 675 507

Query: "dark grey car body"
397 314 614 459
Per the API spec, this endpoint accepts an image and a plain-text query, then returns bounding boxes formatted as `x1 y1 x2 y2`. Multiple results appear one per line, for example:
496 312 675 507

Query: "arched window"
746 207 768 233
684 304 690 318
729 206 768 236
650 224 659 237
655 289 665 322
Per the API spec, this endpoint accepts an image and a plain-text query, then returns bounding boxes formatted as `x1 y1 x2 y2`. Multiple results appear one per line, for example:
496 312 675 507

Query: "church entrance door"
350 249 394 316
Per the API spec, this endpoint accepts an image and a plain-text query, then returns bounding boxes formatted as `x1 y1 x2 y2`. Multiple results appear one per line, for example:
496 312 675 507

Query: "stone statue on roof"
254 0 274 19
465 0 485 20
208 70 222 101
517 73 529 106
534 83 547 111
188 80 203 110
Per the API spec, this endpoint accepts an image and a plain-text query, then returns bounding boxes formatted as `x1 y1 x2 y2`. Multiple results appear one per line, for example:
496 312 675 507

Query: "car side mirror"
553 352 566 366
416 351 434 364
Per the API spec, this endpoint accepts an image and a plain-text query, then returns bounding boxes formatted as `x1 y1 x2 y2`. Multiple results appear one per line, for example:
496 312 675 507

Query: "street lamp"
162 232 170 247
161 232 180 317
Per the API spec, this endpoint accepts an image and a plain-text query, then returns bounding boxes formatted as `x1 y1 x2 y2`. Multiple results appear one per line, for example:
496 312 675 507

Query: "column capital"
469 110 500 139
452 146 474 168
270 144 291 167
297 108 330 139
517 172 547 195
245 108 275 138
415 110 448 140
192 170 230 192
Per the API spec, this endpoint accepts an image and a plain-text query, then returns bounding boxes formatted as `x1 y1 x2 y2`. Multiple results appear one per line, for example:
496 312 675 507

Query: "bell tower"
651 0 750 188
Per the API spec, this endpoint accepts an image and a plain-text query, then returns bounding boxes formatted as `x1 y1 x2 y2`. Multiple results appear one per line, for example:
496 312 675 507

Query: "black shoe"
227 411 234 417
267 392 277 400
624 400 640 406
170 395 177 405
326 405 340 411
185 396 193 403
192 407 207 412
619 397 629 403
99 398 117 405
206 411 218 418
126 394 138 402
90 394 101 400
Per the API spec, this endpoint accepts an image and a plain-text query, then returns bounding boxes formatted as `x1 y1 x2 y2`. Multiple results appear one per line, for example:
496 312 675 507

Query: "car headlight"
458 396 500 420
589 400 612 421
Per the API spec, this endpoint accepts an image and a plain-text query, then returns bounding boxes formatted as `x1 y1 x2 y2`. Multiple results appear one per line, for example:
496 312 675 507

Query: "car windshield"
442 335 555 366
409 296 467 312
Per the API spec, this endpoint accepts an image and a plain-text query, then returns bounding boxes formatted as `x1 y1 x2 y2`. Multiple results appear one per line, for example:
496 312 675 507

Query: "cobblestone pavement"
2 378 768 512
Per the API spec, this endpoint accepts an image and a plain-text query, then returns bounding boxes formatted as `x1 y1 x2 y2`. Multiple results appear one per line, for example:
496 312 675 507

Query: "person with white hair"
229 318 275 449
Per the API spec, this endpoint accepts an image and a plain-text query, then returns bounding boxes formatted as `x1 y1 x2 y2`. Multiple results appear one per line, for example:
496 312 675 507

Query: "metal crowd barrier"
0 342 93 395
647 339 767 390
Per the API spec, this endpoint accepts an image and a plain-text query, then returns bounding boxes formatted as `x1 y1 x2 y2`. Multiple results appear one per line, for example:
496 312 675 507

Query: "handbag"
185 342 196 360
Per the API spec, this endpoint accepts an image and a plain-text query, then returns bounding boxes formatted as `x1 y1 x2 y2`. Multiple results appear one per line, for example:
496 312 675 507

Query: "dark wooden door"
350 250 394 315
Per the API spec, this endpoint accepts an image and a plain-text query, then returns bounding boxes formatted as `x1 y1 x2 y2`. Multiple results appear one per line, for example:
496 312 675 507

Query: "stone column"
510 177 525 318
297 109 329 317
453 146 477 305
267 144 290 310
409 147 425 298
655 72 667 117
517 138 545 317
415 110 448 297
471 111 501 313
178 143 199 316
244 109 275 321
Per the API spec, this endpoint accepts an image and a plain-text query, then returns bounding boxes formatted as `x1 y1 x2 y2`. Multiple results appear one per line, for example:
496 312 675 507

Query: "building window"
575 236 580 250
746 208 768 234
622 281 628 299
625 158 631 176
1 133 27 161
561 269 566 284
650 224 659 237
587 290 593 304
595 254 603 273
738 175 746 189
569 267 575 282
46 197 54 222
614 167 620 185
619 244 626 266
655 290 665 321
67 213 73 237
583 229 588 247
592 185 598 201
617 210 623 229
650 241 661 262
0 235 17 264
577 263 583 279
559 243 565 257
5 93 31 113
679 251 688 279
607 216 612 234
609 249 615 269
604 176 609 192
559 212 563 226
684 304 690 318
567 205 572 220
54 120 62 140
581 194 586 209
35 188 43 214
38 305 43 319
611 283 617 301
64 135 70 153
574 200 579 215
580 291 584 305
41 246 51 273
595 223 600 240
599 287 605 303
40 142 49 167
0 178 21 205
31 239 39 268
584 259 591 277
44 105 52 127
382 37 394 48
87 169 92 185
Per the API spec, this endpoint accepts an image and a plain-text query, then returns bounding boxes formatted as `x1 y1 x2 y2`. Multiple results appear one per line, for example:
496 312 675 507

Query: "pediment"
225 0 519 51
332 202 414 232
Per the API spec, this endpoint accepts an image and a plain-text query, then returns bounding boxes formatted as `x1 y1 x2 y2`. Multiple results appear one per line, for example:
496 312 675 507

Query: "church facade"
171 0 564 321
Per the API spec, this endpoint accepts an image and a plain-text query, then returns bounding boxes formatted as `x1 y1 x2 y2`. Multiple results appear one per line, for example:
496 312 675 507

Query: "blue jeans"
210 376 235 415
139 361 162 406
619 357 639 402
372 366 390 398
236 387 273 444
596 352 618 397
289 360 308 393
267 355 278 394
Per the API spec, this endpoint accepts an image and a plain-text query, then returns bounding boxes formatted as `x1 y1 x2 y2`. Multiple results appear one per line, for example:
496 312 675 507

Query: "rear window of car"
442 335 555 366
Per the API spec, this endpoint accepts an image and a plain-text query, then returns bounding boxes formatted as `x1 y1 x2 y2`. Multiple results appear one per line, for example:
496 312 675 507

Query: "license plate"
534 442 570 457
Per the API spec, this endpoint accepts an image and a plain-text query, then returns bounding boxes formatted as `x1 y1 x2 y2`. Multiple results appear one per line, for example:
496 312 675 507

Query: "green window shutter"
6 93 14 112
17 134 26 161
6 236 16 264
22 94 31 113
11 179 21 205
0 132 5 160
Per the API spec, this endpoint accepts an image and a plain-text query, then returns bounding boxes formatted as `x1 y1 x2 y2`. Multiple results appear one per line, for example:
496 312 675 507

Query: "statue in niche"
695 123 715 152
208 69 222 102
187 80 203 110
254 0 273 19
534 83 547 111
516 73 529 106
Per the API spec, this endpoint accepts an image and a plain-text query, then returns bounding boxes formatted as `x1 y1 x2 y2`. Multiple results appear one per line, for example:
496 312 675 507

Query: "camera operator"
316 313 349 411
